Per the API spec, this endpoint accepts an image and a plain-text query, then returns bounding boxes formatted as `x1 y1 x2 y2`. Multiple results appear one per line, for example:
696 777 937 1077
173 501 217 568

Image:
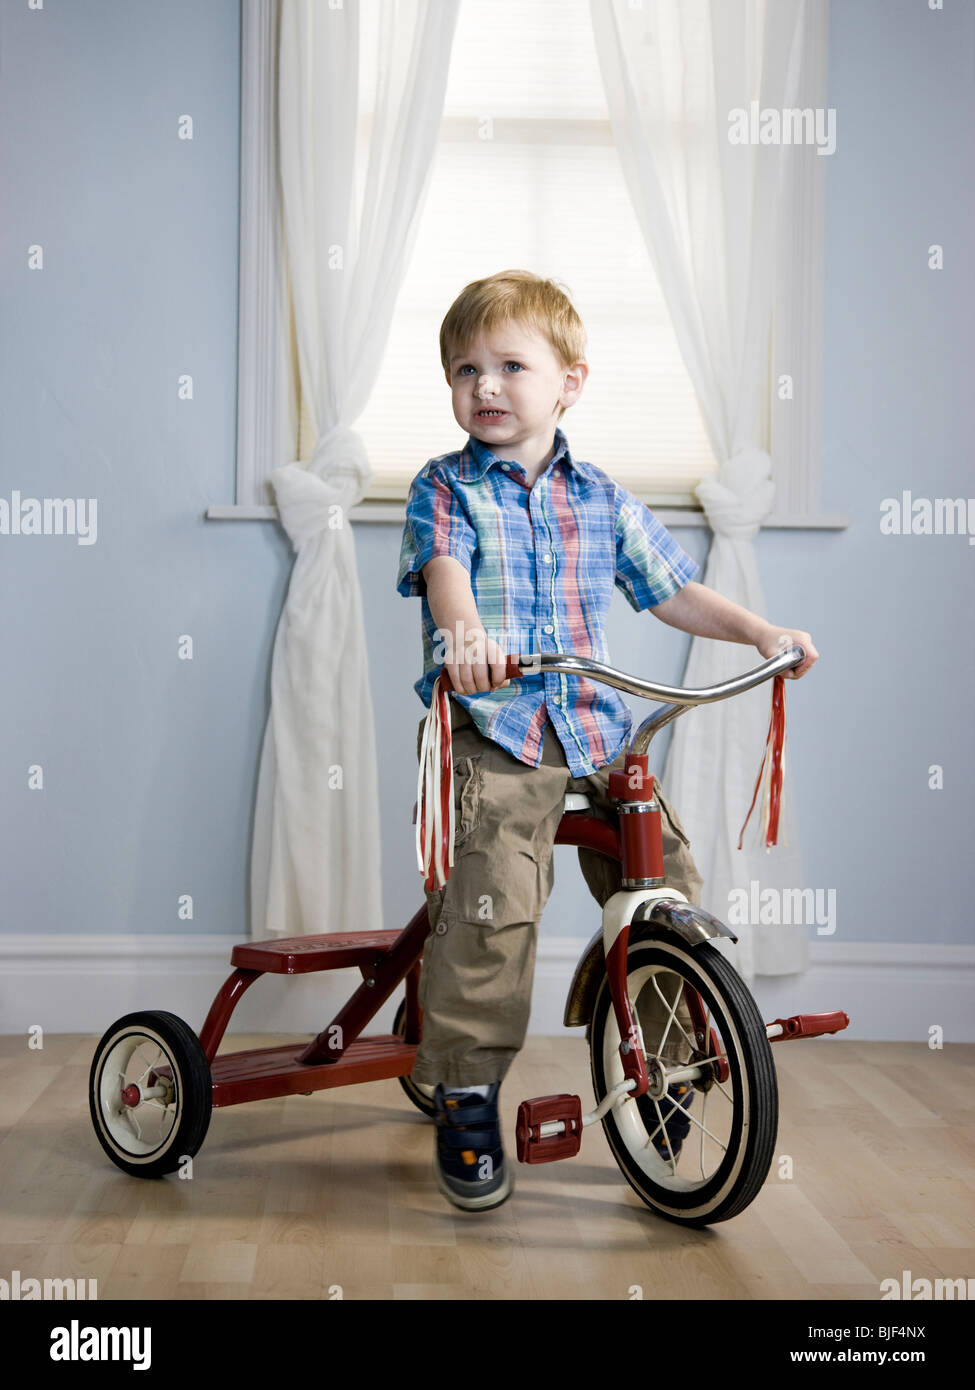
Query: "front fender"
632 898 739 948
562 898 739 1031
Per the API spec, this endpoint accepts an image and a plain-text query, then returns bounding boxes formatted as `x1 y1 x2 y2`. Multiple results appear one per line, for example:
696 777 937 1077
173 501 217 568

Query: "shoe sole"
434 1159 513 1212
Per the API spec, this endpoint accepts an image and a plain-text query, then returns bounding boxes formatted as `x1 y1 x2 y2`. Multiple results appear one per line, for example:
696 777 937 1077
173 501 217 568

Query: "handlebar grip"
437 655 525 695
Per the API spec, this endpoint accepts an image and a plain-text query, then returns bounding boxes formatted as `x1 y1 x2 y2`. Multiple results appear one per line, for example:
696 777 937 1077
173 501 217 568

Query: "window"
221 0 840 529
295 0 716 507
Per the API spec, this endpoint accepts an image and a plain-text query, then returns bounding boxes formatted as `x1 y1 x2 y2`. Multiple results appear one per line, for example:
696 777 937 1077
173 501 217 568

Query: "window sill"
205 504 851 529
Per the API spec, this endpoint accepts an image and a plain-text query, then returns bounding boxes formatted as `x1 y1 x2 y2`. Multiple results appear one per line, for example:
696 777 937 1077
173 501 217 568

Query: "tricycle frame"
90 643 850 1205
195 640 846 1112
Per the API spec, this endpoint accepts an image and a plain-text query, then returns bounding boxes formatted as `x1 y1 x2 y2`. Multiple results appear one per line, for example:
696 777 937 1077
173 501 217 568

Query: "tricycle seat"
231 931 404 976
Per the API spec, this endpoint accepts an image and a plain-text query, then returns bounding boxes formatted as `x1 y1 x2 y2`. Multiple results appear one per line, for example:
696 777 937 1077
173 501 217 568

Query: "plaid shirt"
396 426 699 776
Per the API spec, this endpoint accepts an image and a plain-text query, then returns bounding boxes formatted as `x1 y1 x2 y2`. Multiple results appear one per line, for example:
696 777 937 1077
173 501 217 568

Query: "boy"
396 270 817 1211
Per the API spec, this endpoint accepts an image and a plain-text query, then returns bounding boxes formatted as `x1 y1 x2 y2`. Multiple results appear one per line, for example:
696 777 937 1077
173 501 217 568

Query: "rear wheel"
393 997 436 1118
589 927 777 1226
89 1010 212 1178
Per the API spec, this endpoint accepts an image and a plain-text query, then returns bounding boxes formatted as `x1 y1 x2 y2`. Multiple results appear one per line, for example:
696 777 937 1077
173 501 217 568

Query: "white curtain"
589 0 811 978
250 0 459 938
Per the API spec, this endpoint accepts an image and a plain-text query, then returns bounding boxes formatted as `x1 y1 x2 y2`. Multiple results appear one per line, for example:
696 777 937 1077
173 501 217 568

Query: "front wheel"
589 928 777 1226
89 1010 212 1178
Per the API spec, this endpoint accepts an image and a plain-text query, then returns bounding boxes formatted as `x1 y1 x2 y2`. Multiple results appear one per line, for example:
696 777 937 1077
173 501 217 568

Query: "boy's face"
446 321 587 452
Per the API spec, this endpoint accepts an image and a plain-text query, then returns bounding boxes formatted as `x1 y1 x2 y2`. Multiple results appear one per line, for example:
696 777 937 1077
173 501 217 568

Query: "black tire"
392 997 436 1118
589 927 777 1226
89 1010 212 1178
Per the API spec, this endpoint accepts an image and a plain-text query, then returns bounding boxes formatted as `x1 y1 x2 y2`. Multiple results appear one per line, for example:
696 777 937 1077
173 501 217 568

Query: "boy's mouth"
475 409 509 422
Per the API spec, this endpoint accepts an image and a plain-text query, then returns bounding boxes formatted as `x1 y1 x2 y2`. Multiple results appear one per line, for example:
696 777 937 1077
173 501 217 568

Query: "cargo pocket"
448 845 546 931
452 754 483 851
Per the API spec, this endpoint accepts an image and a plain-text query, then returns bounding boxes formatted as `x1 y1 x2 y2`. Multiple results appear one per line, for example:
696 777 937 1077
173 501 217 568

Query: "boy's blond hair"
440 270 587 422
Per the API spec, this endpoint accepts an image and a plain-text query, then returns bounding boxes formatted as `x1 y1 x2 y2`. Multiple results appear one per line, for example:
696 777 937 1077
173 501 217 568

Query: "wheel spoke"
644 1080 727 1147
134 1045 165 1088
644 1080 728 1178
640 1012 735 1162
673 1101 727 1153
122 1105 143 1142
708 1080 735 1105
646 1097 679 1177
649 974 685 1056
647 973 697 1059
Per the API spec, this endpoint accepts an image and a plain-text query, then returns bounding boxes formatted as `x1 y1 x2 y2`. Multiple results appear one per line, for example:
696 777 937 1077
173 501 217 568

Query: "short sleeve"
614 481 699 611
396 467 476 598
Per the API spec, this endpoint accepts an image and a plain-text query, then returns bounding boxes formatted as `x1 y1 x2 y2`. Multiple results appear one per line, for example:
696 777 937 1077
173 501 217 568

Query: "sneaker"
432 1083 512 1211
649 1081 695 1162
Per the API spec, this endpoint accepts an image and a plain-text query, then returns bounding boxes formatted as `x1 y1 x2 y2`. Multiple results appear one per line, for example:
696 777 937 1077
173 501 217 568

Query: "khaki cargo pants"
412 700 704 1088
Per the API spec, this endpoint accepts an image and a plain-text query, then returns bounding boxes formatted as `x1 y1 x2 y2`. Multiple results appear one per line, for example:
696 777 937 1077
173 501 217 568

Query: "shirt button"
501 463 510 470
551 695 561 705
542 553 552 563
543 624 554 634
553 469 561 477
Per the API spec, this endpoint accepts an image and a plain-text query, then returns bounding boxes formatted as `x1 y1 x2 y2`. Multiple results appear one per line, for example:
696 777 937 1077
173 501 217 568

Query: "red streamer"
737 674 787 851
417 671 455 891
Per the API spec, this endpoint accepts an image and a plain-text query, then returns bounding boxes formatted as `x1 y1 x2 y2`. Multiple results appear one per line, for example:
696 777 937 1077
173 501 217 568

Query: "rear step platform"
210 1035 417 1106
230 931 403 975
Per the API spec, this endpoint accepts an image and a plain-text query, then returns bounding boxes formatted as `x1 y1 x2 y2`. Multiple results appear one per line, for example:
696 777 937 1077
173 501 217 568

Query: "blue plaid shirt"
396 427 699 775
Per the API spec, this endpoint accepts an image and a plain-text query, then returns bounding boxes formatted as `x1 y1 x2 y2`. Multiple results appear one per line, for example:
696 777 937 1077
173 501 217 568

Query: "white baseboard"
0 934 972 1044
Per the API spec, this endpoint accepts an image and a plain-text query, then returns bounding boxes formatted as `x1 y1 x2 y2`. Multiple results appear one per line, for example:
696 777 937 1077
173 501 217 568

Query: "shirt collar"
455 426 597 484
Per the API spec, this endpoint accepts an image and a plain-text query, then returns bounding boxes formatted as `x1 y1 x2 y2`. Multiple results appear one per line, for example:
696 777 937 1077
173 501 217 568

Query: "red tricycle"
89 644 848 1226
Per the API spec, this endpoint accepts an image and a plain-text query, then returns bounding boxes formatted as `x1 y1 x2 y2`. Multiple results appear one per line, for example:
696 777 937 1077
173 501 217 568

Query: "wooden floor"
1 1033 974 1301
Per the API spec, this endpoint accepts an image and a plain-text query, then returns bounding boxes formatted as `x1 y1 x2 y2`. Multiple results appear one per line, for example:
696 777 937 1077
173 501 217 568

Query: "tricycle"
89 643 847 1226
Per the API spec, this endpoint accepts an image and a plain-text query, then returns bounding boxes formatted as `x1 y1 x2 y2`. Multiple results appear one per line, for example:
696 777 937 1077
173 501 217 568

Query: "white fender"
601 887 689 960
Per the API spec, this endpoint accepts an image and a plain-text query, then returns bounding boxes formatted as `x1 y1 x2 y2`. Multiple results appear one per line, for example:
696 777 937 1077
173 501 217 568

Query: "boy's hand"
757 626 818 678
445 627 512 696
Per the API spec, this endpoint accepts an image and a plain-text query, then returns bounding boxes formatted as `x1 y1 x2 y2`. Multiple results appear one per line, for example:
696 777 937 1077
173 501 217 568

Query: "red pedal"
768 1010 850 1040
515 1094 583 1164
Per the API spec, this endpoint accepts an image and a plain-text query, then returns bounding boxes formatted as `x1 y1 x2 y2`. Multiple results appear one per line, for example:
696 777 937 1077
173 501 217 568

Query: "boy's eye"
456 361 524 375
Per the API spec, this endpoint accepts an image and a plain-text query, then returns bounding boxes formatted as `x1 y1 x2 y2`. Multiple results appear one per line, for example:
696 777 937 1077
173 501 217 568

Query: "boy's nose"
476 374 501 399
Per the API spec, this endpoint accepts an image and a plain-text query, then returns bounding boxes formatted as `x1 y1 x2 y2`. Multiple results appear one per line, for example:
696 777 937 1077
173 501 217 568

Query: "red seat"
230 931 404 975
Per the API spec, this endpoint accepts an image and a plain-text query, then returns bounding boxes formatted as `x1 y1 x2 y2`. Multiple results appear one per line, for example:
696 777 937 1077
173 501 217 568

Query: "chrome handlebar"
511 644 805 705
508 644 805 756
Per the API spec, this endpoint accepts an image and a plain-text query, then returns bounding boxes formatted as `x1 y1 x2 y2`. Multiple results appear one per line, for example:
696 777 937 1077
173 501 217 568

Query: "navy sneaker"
432 1083 512 1211
649 1081 695 1162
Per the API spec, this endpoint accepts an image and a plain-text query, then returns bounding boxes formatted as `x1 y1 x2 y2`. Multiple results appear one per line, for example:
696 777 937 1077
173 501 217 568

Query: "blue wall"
1 0 972 955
